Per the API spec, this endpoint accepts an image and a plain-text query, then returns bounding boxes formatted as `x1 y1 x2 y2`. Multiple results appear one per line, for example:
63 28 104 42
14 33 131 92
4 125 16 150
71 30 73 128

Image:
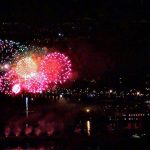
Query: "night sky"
0 1 148 22
0 0 150 80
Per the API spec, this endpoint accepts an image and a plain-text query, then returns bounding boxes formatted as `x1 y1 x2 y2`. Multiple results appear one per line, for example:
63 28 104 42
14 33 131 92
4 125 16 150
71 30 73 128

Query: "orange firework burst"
16 57 38 79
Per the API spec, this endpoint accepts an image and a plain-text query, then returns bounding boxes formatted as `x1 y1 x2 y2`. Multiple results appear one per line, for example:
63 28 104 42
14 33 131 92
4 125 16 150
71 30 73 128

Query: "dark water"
0 99 150 150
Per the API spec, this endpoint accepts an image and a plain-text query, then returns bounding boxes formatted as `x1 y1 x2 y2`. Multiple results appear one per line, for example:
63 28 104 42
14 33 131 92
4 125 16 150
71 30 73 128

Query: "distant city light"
58 32 64 37
137 91 140 96
86 108 90 113
109 89 113 93
60 94 63 98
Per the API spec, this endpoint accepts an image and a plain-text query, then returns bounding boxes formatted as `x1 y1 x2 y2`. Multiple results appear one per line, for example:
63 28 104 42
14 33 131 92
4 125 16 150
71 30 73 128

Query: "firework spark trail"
0 39 27 66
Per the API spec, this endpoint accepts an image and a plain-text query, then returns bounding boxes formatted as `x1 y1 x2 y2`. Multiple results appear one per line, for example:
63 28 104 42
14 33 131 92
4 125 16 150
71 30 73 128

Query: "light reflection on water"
5 146 102 150
1 101 150 150
2 119 149 150
86 120 91 136
3 118 146 138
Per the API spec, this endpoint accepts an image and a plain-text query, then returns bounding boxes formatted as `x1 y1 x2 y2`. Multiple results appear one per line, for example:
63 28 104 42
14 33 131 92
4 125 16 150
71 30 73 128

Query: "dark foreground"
1 133 150 150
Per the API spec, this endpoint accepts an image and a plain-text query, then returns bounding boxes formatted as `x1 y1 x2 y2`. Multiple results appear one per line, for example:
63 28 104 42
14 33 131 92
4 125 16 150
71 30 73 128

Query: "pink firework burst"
23 72 49 93
40 52 71 84
2 70 22 95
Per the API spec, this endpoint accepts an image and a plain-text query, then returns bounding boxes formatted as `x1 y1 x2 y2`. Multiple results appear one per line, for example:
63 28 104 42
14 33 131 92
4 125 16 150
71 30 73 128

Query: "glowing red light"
40 52 71 84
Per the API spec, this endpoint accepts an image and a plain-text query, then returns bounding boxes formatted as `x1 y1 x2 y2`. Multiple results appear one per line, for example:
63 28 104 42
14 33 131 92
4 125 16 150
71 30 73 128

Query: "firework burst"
40 52 71 84
0 41 72 95
0 39 27 67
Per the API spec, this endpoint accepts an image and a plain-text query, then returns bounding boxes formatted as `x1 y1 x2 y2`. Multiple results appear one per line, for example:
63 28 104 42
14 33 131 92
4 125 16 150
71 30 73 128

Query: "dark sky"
0 0 149 22
0 0 99 22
